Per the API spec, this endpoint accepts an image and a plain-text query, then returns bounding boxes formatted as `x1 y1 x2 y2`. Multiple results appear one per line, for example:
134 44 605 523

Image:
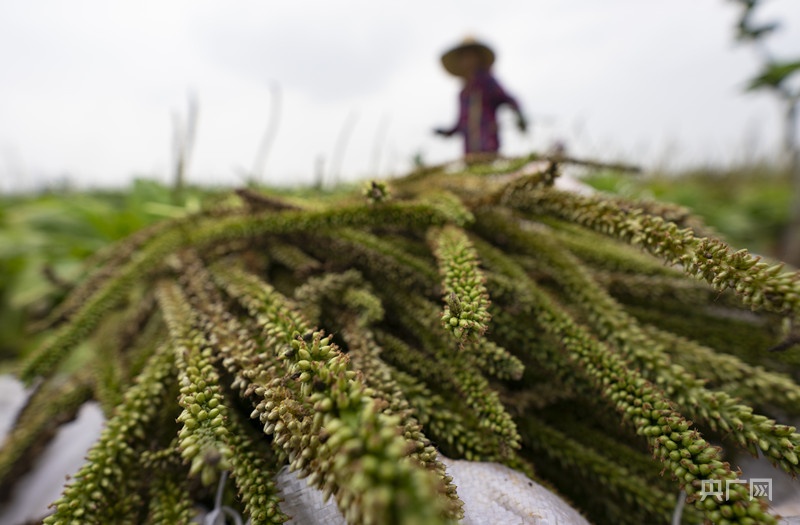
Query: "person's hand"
516 114 528 133
434 127 455 137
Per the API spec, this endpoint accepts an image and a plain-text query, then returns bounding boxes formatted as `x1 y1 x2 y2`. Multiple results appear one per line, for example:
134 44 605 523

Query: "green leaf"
747 60 800 91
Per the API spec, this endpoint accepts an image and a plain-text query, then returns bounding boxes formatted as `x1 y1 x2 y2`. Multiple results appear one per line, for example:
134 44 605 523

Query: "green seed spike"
541 216 689 276
506 184 800 316
156 280 234 487
429 225 493 342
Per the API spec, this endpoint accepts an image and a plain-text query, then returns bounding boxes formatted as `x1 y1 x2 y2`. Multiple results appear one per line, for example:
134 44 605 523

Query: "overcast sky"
1 1 799 192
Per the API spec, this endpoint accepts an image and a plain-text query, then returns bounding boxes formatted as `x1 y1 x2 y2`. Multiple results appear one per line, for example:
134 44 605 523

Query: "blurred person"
435 37 527 161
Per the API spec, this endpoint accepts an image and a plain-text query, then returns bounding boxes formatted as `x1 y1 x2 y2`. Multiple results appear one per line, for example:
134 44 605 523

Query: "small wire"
671 490 686 525
204 471 245 525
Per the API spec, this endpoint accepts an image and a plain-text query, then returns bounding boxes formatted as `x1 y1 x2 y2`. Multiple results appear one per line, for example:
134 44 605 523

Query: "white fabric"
276 457 591 525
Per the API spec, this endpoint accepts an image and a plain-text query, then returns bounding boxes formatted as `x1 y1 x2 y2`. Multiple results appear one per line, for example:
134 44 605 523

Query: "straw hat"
441 36 496 77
